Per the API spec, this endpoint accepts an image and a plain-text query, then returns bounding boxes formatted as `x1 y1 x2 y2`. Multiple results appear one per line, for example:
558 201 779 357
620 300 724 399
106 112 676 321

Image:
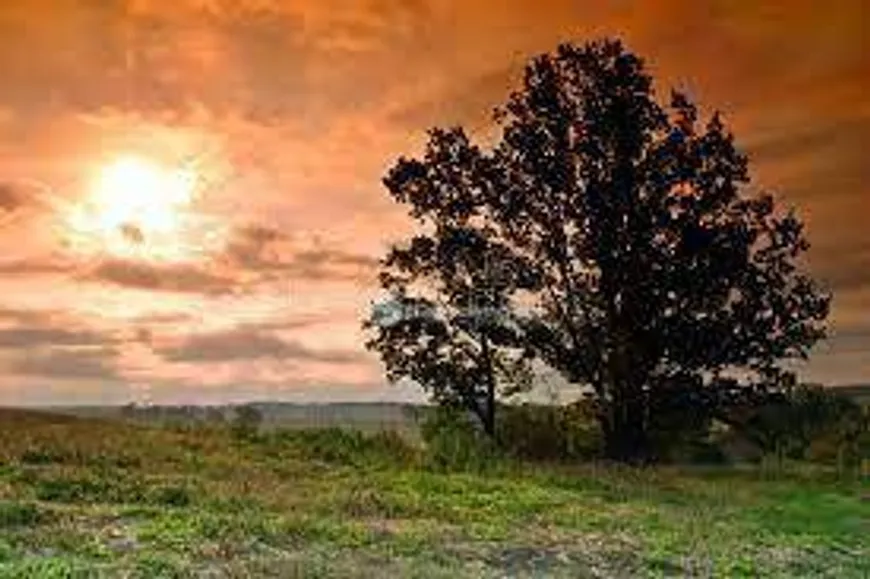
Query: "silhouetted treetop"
366 38 830 462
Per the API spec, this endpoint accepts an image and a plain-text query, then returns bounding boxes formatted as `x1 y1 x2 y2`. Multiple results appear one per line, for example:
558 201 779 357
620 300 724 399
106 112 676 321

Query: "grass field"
0 408 867 578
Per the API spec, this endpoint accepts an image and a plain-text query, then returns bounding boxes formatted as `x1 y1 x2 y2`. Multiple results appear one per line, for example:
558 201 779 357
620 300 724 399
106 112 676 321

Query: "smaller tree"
231 405 263 439
205 407 226 426
364 129 538 439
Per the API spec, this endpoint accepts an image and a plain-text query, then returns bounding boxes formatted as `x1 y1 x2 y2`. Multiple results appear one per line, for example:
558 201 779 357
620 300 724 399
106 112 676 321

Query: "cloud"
73 227 379 297
0 0 865 400
0 183 27 213
81 259 241 295
809 237 870 294
0 258 74 276
0 307 123 382
745 116 870 167
0 327 108 350
222 224 379 282
0 180 54 217
155 326 363 364
0 307 60 325
828 324 870 354
0 307 116 350
7 346 121 381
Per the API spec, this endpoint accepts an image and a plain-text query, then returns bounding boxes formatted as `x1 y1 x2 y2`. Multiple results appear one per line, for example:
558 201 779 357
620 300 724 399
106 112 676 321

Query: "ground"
0 408 867 578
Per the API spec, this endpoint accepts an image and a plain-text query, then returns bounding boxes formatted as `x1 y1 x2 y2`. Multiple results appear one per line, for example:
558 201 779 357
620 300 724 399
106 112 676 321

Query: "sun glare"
94 156 195 235
67 155 204 262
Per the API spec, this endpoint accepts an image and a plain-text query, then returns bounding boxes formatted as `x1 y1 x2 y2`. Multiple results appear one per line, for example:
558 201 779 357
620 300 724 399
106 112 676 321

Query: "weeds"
0 408 867 577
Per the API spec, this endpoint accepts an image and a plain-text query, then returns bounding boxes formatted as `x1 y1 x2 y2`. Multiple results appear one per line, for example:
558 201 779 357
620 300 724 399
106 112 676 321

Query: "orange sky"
0 0 866 405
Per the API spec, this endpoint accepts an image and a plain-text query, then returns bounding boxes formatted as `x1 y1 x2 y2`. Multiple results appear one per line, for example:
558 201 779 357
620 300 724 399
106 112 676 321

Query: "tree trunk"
479 334 497 439
603 391 651 464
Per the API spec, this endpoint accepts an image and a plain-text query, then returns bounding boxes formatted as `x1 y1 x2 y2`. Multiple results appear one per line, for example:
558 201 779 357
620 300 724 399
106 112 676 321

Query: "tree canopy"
364 38 830 462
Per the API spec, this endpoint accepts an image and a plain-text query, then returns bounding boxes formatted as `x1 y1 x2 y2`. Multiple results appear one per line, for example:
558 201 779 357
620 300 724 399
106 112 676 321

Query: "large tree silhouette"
366 38 830 462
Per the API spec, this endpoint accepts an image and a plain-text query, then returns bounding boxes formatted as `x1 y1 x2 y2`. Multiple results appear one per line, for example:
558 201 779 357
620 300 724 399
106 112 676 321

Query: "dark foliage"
496 400 602 461
273 427 419 468
419 406 505 471
366 38 830 463
725 383 870 468
231 405 264 440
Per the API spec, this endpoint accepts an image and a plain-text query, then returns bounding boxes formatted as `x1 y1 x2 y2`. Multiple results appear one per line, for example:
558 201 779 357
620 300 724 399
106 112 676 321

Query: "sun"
67 155 201 262
93 156 194 235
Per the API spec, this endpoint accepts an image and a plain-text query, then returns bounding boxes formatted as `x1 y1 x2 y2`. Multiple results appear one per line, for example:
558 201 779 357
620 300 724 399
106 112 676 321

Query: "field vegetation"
0 403 867 578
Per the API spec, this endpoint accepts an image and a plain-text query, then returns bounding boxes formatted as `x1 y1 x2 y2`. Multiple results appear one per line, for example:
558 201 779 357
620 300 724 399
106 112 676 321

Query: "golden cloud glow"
0 0 864 404
65 153 226 264
95 156 193 231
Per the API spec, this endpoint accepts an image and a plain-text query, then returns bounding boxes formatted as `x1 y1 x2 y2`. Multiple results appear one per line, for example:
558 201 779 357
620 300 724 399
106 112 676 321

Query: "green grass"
0 408 867 577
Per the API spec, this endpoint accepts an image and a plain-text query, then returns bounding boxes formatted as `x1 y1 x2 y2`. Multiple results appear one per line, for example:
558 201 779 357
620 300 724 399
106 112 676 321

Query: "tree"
366 38 830 463
728 383 868 470
231 405 263 439
363 147 537 437
205 406 226 426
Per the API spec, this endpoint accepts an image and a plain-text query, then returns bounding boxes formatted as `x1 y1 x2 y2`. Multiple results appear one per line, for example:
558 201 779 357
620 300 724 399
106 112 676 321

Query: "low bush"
231 405 264 440
419 406 504 472
147 484 193 508
496 401 602 462
729 385 870 473
0 500 42 527
275 427 420 468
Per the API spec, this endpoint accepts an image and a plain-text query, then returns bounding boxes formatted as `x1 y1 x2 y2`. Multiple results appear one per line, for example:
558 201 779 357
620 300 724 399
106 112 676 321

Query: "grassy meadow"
0 407 867 578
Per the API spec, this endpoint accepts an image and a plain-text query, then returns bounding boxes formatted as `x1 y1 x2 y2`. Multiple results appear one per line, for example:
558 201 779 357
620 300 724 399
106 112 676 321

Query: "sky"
0 0 866 406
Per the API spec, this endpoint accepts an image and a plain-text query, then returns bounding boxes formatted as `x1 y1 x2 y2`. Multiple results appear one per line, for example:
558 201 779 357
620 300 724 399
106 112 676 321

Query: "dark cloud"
130 312 194 325
237 316 331 333
222 224 287 270
0 307 116 351
81 259 241 295
156 326 363 364
0 181 52 216
289 248 379 282
73 229 378 297
0 184 27 213
809 238 870 294
222 224 378 282
384 63 519 132
0 307 60 325
828 325 870 354
0 327 108 350
0 258 74 276
745 116 869 167
0 307 123 381
7 346 120 381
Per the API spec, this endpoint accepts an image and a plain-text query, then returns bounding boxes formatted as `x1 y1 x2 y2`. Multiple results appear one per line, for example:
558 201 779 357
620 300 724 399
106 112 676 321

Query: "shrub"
148 485 193 508
33 476 108 503
31 474 148 505
282 427 419 468
0 501 42 527
731 384 869 470
18 448 74 466
805 404 870 473
496 401 602 462
231 405 264 440
682 440 730 465
419 406 504 472
366 429 420 467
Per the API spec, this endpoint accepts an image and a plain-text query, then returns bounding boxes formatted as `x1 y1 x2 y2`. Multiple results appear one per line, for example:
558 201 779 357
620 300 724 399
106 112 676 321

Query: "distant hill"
43 402 432 436
32 384 870 434
834 384 870 405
